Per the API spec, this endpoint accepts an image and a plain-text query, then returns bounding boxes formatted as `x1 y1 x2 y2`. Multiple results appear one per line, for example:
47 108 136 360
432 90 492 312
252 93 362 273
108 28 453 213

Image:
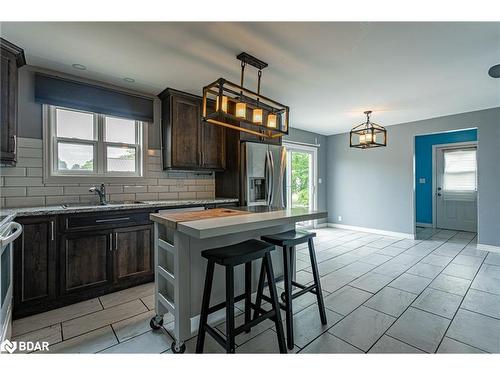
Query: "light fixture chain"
257 69 262 95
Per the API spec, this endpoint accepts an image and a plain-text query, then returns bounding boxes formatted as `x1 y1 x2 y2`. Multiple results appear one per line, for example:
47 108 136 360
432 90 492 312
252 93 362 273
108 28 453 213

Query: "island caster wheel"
150 316 164 330
171 341 186 354
281 292 287 303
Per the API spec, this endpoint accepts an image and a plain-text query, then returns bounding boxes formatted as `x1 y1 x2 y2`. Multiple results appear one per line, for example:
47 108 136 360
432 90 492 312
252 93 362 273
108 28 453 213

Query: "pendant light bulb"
236 102 246 118
216 96 228 112
253 108 263 124
267 113 277 128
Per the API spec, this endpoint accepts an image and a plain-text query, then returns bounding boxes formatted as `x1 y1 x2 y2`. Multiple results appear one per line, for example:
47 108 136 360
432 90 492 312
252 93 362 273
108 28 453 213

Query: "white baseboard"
416 222 433 228
327 223 414 239
477 243 500 254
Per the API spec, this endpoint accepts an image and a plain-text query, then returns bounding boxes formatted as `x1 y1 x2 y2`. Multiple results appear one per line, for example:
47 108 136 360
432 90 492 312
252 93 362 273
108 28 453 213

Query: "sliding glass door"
285 143 318 228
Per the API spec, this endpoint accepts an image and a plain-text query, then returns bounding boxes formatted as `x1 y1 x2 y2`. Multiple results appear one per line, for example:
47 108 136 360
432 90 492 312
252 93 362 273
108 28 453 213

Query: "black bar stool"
196 239 287 354
257 229 327 350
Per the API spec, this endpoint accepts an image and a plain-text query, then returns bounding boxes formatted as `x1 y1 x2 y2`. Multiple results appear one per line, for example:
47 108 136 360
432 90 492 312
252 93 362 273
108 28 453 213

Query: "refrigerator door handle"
265 150 271 205
268 150 275 206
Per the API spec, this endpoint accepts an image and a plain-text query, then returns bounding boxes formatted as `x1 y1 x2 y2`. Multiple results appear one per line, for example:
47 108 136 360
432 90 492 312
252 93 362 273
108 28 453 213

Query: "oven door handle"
0 222 23 247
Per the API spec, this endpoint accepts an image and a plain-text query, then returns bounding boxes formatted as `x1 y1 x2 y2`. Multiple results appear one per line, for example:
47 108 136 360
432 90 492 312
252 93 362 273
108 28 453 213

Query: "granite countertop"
150 207 328 239
0 198 239 219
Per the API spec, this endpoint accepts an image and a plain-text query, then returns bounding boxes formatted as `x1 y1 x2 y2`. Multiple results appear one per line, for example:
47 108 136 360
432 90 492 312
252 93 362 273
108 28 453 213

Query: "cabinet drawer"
63 211 151 231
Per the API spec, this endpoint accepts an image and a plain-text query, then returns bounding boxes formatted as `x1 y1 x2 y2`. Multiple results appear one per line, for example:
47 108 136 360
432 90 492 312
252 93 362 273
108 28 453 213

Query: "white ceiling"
1 22 499 135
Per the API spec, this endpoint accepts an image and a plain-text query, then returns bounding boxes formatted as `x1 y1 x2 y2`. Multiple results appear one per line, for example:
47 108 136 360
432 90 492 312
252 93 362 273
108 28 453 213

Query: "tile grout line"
354 231 472 352
433 252 489 353
361 230 477 353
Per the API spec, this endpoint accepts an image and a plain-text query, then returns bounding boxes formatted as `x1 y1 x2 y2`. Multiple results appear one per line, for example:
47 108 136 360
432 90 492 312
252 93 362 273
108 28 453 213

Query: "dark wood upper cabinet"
1 38 25 166
13 216 57 313
159 88 225 171
113 225 153 283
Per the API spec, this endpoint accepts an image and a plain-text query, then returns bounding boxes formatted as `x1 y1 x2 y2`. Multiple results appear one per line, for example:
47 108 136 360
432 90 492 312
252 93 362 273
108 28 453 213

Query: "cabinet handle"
50 221 55 241
109 233 113 252
12 135 17 153
115 233 118 251
95 217 130 223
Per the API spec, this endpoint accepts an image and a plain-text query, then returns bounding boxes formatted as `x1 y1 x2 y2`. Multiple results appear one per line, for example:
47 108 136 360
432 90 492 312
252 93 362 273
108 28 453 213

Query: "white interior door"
284 143 317 228
435 146 477 232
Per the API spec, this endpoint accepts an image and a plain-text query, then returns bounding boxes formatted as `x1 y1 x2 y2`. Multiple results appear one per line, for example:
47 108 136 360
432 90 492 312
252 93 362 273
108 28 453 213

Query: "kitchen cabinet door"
113 225 153 282
13 217 57 309
170 93 201 169
1 38 25 165
201 119 225 170
60 230 113 294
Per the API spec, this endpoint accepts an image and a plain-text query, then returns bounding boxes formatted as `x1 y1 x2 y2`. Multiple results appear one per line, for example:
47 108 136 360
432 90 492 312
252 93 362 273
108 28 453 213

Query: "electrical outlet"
338 216 342 222
318 178 322 184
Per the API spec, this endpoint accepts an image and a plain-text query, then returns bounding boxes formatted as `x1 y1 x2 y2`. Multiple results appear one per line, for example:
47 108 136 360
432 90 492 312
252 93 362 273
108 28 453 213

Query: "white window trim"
43 104 149 184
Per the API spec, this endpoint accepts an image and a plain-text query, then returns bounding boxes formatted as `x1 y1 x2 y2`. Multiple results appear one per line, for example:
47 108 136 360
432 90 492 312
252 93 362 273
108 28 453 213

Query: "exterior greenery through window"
291 151 311 208
47 105 144 177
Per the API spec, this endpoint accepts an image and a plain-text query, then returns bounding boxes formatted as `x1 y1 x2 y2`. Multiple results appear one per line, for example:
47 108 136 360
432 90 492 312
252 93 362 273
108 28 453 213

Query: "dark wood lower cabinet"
114 225 153 282
60 231 113 294
13 213 155 319
13 216 57 314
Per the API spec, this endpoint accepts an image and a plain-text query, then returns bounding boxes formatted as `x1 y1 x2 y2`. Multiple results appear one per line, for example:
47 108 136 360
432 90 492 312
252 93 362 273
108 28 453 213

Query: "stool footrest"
205 325 227 348
234 309 277 336
207 293 246 315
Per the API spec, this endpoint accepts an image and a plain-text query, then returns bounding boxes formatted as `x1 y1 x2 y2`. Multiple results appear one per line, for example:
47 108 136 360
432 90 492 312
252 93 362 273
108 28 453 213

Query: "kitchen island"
149 207 327 353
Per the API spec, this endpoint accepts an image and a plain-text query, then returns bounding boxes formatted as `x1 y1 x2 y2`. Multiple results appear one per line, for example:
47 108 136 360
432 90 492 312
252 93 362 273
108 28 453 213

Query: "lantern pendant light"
202 52 289 139
350 110 387 149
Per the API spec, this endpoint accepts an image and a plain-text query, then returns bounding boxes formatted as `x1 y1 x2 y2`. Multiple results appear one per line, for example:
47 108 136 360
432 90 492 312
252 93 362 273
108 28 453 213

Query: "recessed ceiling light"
72 63 87 70
123 77 135 83
488 64 500 78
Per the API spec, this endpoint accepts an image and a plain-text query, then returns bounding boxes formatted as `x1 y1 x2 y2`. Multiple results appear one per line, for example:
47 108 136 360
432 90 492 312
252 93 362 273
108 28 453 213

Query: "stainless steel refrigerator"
241 142 286 208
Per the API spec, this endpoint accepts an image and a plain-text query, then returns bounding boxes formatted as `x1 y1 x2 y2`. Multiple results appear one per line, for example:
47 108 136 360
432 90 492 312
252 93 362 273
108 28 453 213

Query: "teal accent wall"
415 129 477 224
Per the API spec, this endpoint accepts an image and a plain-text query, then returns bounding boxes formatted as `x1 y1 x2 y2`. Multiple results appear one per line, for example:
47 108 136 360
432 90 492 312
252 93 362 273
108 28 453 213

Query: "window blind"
443 149 477 191
34 73 154 122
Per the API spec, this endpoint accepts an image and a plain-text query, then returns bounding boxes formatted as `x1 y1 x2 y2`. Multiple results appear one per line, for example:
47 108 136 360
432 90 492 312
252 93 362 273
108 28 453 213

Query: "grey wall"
284 128 327 219
327 107 500 246
17 65 162 149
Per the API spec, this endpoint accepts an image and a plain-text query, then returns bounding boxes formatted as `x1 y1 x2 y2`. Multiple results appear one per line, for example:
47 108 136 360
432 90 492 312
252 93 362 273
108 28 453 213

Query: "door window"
443 149 477 191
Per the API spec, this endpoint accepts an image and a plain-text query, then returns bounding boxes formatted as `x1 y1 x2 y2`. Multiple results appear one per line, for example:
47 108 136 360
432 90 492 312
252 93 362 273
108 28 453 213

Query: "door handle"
109 233 113 252
50 221 55 241
115 233 118 251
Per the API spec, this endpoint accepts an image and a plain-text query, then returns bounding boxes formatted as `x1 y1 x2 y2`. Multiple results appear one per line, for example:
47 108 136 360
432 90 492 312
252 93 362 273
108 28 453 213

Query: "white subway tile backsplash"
64 186 95 195
18 147 43 158
16 157 43 168
0 139 216 209
158 179 179 186
135 192 159 201
108 193 136 202
158 192 178 200
26 167 43 177
0 167 26 176
5 196 45 207
4 177 44 187
1 187 27 197
45 195 80 205
27 187 64 196
147 185 170 193
188 185 206 192
178 192 197 199
123 186 148 193
17 138 42 149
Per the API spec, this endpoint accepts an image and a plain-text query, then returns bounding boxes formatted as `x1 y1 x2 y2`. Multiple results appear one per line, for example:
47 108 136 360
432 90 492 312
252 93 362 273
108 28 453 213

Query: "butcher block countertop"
149 208 251 229
150 207 327 239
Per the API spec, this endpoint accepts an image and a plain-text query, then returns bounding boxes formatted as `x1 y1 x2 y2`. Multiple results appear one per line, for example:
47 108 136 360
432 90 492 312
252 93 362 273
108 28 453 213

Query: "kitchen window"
44 105 146 181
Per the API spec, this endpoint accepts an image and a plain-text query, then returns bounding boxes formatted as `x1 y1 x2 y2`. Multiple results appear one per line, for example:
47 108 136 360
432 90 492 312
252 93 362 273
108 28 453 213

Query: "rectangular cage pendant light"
202 52 289 139
349 110 387 149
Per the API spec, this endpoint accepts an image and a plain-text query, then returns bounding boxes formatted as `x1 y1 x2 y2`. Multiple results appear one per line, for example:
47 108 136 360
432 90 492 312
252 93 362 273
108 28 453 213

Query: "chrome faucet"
89 184 107 205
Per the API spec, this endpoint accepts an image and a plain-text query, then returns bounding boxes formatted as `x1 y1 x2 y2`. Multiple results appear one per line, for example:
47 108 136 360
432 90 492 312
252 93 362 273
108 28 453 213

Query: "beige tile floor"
12 227 500 354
